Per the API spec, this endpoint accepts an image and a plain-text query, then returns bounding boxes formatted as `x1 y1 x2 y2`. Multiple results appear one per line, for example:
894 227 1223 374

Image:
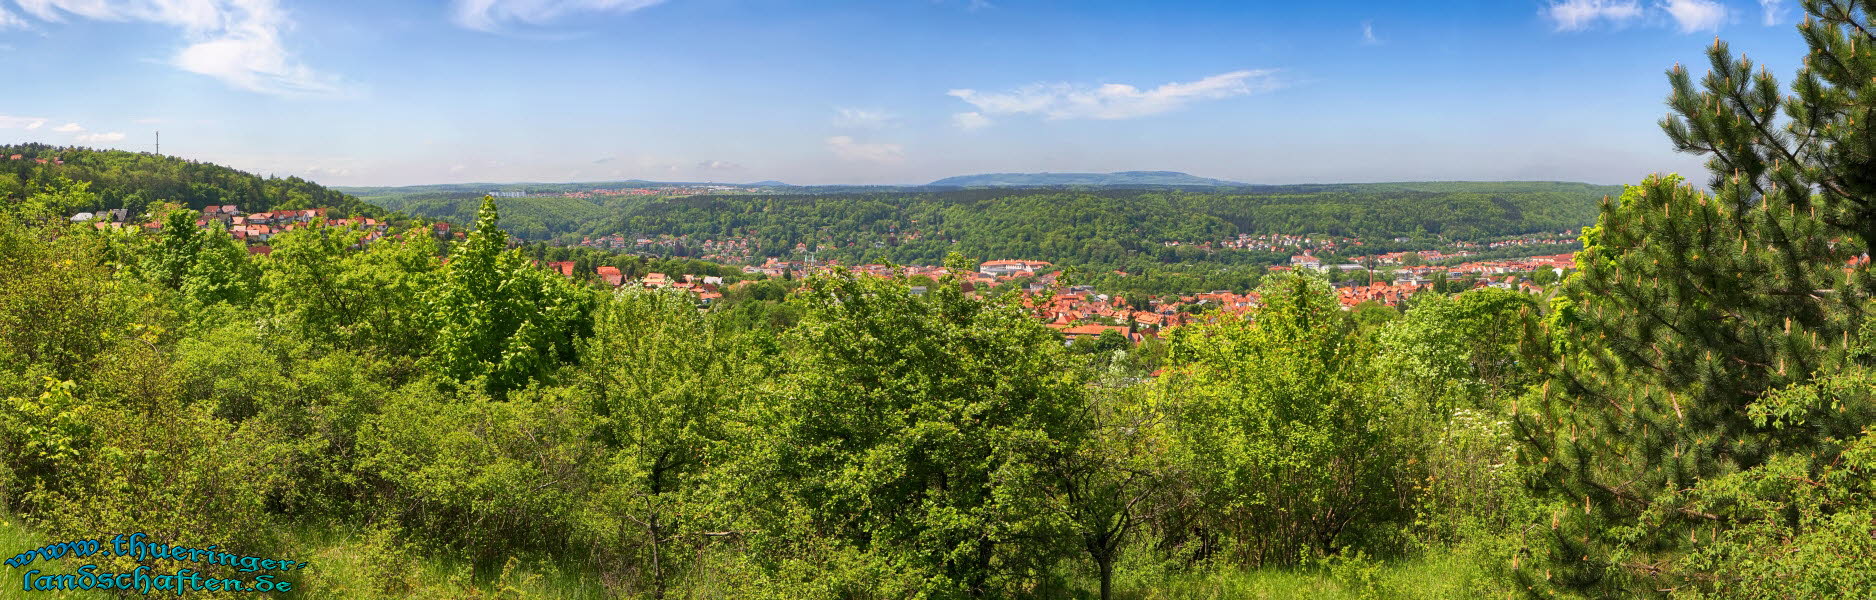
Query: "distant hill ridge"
0 143 379 218
928 171 1248 187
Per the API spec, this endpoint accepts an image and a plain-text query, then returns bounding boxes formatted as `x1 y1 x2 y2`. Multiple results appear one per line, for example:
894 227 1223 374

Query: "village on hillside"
72 204 1598 348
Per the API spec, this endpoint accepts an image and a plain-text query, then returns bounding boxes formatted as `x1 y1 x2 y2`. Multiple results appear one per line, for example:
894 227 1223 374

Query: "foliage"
741 263 1090 598
362 183 1612 272
428 197 595 398
575 288 752 597
1156 274 1410 567
1514 3 1876 594
0 143 380 219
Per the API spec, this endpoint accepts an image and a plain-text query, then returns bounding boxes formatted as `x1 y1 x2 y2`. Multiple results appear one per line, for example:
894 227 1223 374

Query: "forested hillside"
359 182 1615 265
926 170 1247 186
356 190 632 239
0 144 380 218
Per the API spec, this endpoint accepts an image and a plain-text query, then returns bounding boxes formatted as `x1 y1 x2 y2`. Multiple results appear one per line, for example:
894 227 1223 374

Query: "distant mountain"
928 171 1248 187
747 180 791 186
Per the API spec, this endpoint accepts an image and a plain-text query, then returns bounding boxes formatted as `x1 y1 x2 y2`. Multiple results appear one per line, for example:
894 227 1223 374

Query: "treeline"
358 183 1613 267
0 144 381 219
372 192 634 239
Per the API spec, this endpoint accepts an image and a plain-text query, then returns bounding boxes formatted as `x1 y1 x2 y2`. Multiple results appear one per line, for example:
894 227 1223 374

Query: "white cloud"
952 111 991 130
53 122 84 133
825 136 903 164
1361 20 1381 45
1757 0 1783 26
0 6 27 29
10 0 344 96
452 0 666 32
74 132 126 144
832 107 896 129
947 69 1281 122
449 164 467 173
0 115 48 129
1661 0 1727 32
696 159 743 170
1543 0 1643 31
301 165 351 177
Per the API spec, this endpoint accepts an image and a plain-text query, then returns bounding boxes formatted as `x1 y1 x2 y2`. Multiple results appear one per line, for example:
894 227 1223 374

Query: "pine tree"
1517 2 1874 594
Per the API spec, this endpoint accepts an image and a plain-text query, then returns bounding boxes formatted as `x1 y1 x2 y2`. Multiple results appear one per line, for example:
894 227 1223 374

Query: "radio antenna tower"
155 131 160 156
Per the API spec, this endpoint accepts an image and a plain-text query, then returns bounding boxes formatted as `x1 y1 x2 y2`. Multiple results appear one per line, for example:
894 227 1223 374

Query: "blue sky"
0 0 1816 186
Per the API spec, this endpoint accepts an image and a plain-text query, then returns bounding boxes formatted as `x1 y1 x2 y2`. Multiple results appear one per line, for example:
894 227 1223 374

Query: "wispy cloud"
825 136 903 164
0 116 48 130
1543 0 1643 31
452 0 666 32
301 165 351 177
0 6 27 29
1661 0 1727 32
1361 20 1381 45
833 107 896 129
1758 0 1784 25
8 0 346 96
74 132 127 144
1544 0 1727 32
952 111 991 131
52 122 84 133
696 159 743 170
947 69 1281 125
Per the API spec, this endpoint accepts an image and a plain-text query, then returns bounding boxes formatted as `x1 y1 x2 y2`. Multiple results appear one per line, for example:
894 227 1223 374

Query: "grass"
5 512 1512 599
1102 552 1509 600
0 514 607 600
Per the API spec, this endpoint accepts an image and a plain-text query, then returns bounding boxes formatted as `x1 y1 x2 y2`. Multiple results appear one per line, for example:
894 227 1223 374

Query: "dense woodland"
4 4 1876 598
357 182 1615 264
0 143 382 219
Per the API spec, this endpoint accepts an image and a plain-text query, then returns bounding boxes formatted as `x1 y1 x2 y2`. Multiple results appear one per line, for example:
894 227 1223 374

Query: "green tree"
1158 274 1406 566
258 221 446 360
1380 288 1539 416
577 288 750 598
1376 288 1542 548
429 197 595 397
179 223 258 308
746 258 1088 598
141 208 208 291
0 209 122 382
1517 3 1876 587
1044 363 1171 600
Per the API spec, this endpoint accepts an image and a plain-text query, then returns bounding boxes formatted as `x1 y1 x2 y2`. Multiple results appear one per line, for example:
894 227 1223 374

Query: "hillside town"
66 206 1587 347
69 204 405 256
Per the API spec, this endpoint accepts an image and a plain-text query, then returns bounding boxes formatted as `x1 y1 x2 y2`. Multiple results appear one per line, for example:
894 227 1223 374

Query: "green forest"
355 182 1615 263
4 5 1876 599
0 144 381 219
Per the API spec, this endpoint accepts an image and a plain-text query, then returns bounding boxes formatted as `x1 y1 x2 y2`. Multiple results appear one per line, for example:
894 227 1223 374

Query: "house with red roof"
596 266 623 287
